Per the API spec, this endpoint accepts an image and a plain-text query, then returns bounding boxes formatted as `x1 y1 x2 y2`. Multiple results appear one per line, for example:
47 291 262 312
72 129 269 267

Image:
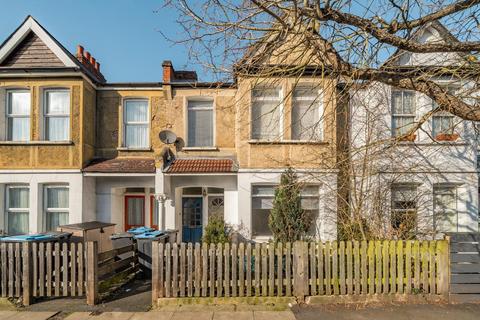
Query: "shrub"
268 167 312 242
202 214 231 244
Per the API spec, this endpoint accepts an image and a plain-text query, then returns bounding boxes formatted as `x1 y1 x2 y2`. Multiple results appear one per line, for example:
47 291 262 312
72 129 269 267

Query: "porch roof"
83 158 156 173
164 158 237 174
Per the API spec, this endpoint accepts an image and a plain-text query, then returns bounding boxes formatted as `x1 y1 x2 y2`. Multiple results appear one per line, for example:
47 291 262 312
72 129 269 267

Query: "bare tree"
164 0 480 121
162 1 480 240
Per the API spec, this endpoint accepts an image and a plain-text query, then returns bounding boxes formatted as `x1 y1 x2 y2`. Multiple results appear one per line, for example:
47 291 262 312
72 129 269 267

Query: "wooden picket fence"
0 240 139 306
152 240 449 300
0 241 85 305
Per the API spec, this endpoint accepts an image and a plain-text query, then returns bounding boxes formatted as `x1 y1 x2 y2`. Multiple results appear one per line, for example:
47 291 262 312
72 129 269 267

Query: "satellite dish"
159 130 177 144
174 137 185 152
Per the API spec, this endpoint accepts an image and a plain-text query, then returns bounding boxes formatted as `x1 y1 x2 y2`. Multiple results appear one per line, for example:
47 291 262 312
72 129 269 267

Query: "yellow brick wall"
0 78 87 169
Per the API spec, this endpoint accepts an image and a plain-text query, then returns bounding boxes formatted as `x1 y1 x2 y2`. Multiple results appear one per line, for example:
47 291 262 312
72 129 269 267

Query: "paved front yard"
293 303 480 320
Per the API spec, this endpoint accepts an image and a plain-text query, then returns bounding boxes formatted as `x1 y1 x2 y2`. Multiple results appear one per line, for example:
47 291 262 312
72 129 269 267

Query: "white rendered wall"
0 171 84 234
94 176 155 232
237 170 338 241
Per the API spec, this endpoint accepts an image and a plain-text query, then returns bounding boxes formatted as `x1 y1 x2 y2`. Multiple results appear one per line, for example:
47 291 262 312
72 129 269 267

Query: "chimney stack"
162 60 174 83
76 45 84 60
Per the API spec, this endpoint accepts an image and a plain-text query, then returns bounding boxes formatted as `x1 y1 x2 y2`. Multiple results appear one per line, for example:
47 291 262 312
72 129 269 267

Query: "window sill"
182 147 219 151
248 140 327 145
252 236 272 242
395 141 467 146
117 147 153 151
0 140 73 146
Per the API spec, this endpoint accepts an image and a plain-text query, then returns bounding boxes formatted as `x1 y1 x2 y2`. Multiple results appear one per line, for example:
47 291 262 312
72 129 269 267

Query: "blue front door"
182 197 203 242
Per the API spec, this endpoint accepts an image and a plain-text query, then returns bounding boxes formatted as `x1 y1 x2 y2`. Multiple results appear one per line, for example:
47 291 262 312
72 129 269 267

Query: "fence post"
86 241 98 305
437 239 450 297
293 241 308 301
22 242 32 306
152 240 159 306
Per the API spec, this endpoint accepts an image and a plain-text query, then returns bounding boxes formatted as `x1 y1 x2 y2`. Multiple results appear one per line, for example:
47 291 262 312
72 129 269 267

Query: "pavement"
292 303 480 320
0 311 297 320
1 303 480 320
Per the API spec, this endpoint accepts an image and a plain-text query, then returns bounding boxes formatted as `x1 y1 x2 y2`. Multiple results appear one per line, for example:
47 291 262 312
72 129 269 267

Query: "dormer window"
44 89 70 141
6 90 30 141
251 87 282 140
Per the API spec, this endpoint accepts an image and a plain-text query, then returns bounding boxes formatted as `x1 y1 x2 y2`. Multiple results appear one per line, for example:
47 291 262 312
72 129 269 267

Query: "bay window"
292 87 322 140
433 185 458 232
44 89 70 141
6 90 30 141
187 100 214 147
392 90 415 137
44 185 69 231
123 99 149 148
5 185 29 235
251 87 282 140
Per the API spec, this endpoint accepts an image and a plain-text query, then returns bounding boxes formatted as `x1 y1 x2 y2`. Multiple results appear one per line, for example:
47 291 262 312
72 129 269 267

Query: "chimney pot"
84 51 91 61
76 45 84 58
90 56 96 66
95 62 100 72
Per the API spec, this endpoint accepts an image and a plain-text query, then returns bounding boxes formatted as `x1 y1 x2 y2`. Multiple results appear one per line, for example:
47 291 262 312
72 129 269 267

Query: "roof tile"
165 158 236 173
83 158 155 173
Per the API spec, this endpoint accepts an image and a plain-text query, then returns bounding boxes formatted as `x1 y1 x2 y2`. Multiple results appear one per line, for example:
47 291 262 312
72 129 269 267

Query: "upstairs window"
124 99 149 148
6 90 30 141
433 185 458 233
5 185 29 235
251 87 282 140
391 185 417 239
44 185 69 231
44 89 70 141
187 100 214 147
432 87 456 138
292 87 322 140
392 90 415 137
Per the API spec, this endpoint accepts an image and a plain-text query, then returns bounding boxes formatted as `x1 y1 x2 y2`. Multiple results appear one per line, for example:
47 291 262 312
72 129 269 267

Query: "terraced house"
0 16 342 241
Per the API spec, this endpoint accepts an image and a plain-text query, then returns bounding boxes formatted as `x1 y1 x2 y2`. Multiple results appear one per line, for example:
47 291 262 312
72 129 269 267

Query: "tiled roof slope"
83 158 155 173
164 158 236 173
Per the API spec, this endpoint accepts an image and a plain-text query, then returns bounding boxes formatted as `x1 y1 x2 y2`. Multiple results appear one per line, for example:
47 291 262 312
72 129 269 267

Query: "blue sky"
0 0 191 83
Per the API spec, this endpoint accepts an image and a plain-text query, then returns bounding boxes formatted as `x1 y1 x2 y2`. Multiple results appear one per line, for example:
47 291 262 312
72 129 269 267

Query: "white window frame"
122 98 150 149
291 86 323 141
6 89 30 141
185 98 215 148
251 184 320 238
43 88 71 141
43 185 69 231
5 185 29 235
433 185 458 233
431 86 456 138
390 184 418 235
250 87 284 141
391 90 416 137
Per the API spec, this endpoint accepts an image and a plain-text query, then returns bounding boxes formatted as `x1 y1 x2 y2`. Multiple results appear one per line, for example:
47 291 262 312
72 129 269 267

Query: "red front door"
124 195 145 231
